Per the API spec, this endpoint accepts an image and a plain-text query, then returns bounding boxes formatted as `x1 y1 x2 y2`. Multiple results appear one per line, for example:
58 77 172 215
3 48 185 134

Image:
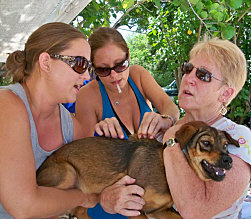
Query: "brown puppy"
36 121 239 219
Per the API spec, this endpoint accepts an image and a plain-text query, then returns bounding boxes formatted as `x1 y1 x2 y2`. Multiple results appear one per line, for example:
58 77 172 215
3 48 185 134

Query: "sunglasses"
93 56 130 77
50 54 92 74
181 62 224 83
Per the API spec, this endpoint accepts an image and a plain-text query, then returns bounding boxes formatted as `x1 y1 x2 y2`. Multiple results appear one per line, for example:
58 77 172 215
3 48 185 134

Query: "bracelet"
160 114 175 126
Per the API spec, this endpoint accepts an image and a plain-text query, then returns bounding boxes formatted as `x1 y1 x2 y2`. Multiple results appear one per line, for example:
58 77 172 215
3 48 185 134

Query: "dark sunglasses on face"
181 62 224 83
50 54 92 74
93 56 130 77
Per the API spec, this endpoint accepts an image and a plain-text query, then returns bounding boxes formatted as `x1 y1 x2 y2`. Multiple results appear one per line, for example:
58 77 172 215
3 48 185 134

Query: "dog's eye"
202 141 211 147
223 143 228 150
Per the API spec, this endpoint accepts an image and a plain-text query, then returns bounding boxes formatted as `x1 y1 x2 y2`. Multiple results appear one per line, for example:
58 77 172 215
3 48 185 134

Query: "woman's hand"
99 175 145 217
94 117 124 139
162 123 183 143
138 112 173 140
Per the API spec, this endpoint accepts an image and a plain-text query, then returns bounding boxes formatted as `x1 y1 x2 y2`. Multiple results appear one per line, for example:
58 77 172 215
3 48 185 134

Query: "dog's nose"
221 154 233 169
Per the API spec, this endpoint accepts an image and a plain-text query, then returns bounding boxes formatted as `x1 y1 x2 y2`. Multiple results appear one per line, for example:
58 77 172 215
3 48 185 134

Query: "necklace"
115 101 120 106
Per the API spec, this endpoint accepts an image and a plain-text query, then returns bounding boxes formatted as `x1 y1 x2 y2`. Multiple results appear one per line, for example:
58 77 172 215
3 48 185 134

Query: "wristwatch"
164 138 177 148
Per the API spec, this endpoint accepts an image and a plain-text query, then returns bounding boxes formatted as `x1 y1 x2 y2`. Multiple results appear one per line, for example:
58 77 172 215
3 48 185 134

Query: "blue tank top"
89 77 151 219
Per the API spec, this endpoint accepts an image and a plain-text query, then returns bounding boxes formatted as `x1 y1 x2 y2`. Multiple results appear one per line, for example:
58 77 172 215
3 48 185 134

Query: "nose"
80 70 90 81
110 69 119 78
184 68 197 85
220 154 233 170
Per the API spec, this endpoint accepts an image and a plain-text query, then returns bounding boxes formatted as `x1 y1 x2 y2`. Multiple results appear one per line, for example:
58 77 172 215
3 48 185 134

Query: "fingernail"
138 134 141 139
150 136 154 139
120 135 124 139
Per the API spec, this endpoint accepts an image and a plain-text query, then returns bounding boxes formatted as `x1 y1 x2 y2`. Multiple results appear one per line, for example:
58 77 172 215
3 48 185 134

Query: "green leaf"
211 3 219 10
173 0 180 6
153 0 161 7
180 0 189 11
247 0 251 6
190 0 199 4
205 1 212 9
196 2 203 12
213 12 224 22
92 1 99 11
201 11 208 19
222 25 235 39
230 0 243 9
122 0 134 9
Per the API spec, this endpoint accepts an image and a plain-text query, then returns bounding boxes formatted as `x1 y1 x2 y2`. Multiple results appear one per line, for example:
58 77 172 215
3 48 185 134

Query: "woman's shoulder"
77 80 100 100
129 65 150 76
216 117 251 165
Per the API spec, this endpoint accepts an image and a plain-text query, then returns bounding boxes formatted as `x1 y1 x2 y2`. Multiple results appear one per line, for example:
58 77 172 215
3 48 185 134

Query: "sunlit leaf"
122 0 134 9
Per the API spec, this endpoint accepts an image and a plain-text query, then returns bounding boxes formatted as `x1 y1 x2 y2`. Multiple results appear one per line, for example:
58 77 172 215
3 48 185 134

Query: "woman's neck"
179 112 223 126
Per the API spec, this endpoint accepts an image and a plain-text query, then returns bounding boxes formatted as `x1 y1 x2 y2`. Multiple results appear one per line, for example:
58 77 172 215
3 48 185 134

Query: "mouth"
183 90 193 96
112 79 121 85
74 85 81 91
201 160 226 181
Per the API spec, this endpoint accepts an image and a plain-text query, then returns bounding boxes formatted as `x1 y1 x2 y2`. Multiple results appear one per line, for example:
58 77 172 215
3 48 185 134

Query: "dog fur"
36 121 239 219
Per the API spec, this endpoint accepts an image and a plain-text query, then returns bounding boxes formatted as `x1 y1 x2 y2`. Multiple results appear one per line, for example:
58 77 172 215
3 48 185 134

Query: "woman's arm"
0 91 97 218
129 65 180 139
75 81 101 137
163 127 251 218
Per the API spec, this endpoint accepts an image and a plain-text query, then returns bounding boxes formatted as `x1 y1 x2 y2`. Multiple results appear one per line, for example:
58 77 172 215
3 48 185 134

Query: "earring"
47 67 50 71
219 103 227 115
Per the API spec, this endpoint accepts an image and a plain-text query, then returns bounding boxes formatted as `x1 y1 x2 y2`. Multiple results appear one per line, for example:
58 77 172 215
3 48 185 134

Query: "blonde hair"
6 22 87 83
190 36 247 104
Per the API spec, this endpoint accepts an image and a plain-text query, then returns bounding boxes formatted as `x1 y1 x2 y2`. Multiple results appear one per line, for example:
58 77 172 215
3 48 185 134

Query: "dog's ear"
175 121 203 149
223 131 240 148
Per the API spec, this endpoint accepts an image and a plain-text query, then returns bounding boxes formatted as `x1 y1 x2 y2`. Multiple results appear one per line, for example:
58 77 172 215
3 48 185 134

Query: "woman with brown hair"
0 22 97 218
75 27 179 219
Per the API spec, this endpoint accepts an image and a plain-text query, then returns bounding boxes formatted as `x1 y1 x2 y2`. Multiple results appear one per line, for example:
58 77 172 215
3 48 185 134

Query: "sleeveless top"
89 77 152 219
0 83 73 218
211 117 251 219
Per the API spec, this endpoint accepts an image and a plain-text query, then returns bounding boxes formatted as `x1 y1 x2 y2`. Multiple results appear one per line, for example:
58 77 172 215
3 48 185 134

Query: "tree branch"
186 0 212 35
238 5 251 22
112 0 148 29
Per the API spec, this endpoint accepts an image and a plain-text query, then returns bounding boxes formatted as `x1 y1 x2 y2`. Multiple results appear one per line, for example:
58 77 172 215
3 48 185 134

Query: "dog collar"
164 138 177 148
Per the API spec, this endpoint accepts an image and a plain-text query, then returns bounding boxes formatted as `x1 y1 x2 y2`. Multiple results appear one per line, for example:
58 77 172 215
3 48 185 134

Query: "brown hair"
5 22 87 83
88 27 129 64
190 36 247 104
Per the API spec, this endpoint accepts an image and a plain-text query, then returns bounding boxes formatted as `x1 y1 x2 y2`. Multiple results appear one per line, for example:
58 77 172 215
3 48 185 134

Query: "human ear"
219 87 234 102
39 52 51 72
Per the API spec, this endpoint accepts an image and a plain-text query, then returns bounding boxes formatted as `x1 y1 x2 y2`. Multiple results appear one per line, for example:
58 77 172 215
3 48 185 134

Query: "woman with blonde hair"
163 37 250 218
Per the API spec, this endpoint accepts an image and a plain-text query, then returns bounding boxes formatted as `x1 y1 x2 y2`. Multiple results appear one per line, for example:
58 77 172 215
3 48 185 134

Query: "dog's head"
175 121 239 182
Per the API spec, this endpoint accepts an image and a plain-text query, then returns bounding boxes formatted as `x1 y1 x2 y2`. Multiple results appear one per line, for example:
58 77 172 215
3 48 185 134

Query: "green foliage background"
73 0 250 126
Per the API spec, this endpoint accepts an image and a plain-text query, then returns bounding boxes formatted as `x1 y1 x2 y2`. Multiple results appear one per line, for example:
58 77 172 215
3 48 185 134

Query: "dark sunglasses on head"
50 54 92 74
93 56 130 77
181 62 224 83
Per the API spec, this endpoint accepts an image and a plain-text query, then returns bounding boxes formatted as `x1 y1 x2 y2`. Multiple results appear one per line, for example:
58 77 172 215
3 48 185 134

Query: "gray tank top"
0 83 73 218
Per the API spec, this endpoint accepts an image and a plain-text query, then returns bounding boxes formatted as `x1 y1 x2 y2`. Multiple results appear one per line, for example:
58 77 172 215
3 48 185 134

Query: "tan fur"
36 121 239 219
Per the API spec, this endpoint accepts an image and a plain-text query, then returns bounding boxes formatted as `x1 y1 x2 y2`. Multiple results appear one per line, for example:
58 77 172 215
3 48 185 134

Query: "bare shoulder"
129 65 150 78
77 80 101 103
0 89 29 119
